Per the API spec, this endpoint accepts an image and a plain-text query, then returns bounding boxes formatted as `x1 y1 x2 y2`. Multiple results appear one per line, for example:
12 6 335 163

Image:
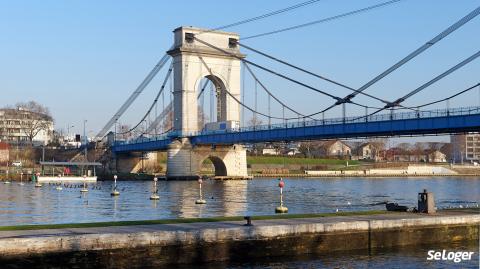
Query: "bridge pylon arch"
166 27 247 180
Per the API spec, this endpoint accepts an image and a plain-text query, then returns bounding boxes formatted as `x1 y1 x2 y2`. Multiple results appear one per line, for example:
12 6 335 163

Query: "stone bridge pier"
166 138 247 180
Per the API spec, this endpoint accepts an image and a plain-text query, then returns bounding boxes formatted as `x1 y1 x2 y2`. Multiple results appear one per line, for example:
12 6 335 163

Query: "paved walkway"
0 209 477 240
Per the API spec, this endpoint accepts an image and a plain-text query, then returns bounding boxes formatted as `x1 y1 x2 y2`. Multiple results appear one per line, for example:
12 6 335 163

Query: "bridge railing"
115 106 480 145
197 106 480 135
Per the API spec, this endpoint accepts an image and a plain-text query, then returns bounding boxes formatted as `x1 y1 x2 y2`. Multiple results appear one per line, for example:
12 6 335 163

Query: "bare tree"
197 107 209 130
412 142 426 162
247 116 263 128
397 142 412 159
162 110 174 131
15 101 52 146
368 138 387 159
117 124 133 140
426 142 442 151
299 142 314 158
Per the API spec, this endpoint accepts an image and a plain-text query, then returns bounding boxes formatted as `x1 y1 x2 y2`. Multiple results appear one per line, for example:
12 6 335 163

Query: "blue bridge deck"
112 107 480 153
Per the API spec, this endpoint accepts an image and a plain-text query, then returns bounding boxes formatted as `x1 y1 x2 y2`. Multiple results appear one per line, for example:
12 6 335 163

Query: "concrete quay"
0 210 478 267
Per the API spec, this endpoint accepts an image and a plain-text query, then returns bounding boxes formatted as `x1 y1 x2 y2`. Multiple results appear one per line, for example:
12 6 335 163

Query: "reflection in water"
0 177 478 225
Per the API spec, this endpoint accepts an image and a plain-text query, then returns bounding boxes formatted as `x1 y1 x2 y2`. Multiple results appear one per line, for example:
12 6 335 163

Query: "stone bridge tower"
166 27 248 180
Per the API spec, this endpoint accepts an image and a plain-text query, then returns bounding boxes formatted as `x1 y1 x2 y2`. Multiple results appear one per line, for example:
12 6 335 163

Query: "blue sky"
0 0 479 141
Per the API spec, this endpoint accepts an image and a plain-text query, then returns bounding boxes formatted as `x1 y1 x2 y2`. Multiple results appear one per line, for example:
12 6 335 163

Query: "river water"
0 176 478 226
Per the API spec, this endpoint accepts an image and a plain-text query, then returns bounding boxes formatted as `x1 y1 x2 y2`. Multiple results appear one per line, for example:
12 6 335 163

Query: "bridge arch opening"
202 155 227 176
196 74 229 130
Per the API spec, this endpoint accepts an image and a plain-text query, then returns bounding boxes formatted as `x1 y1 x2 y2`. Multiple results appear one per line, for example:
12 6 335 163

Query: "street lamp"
83 120 87 161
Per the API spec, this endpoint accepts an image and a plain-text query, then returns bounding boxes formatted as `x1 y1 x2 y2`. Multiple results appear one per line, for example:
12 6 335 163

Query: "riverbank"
253 173 480 178
0 209 478 267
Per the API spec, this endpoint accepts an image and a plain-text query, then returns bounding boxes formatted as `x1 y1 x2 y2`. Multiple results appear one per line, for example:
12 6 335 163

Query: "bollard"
418 189 435 214
150 177 160 200
275 178 288 213
195 178 206 204
111 175 120 196
80 175 89 192
244 216 253 226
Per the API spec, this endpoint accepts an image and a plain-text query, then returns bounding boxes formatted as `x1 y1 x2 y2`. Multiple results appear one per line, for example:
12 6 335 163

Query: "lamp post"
83 120 88 161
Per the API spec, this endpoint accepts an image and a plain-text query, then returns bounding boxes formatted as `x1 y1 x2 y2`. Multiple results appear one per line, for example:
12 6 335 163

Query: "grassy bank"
0 210 386 231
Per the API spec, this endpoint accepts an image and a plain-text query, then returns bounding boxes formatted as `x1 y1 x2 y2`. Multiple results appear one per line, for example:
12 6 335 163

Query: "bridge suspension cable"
384 51 480 110
243 63 308 118
146 101 173 134
198 56 298 120
203 0 323 33
242 0 403 40
194 37 384 116
360 51 480 119
95 50 172 140
117 62 173 135
238 41 394 106
409 82 480 109
318 6 480 113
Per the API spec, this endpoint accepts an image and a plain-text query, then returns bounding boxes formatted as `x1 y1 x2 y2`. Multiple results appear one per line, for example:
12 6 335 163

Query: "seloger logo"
427 250 475 263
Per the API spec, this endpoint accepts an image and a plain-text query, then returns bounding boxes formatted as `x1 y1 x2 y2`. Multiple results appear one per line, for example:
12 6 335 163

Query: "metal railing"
115 106 480 145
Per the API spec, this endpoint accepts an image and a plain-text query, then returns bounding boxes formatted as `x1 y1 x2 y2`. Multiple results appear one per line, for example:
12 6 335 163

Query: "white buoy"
55 175 62 190
19 172 24 185
150 177 159 200
111 175 120 196
275 178 288 213
195 178 206 204
34 172 42 187
80 175 88 192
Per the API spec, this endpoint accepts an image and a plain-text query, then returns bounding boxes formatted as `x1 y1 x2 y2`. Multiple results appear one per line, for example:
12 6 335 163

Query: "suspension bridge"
95 4 480 179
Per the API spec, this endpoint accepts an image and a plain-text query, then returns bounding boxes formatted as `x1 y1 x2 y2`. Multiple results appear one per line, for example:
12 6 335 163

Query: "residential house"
312 140 352 158
356 143 376 160
425 149 447 163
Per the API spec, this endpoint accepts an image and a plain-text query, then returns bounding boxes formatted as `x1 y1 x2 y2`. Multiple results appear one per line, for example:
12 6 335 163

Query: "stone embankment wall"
0 211 478 267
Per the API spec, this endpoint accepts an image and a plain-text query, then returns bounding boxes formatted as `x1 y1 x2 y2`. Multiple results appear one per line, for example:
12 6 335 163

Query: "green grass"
246 156 358 166
0 210 386 231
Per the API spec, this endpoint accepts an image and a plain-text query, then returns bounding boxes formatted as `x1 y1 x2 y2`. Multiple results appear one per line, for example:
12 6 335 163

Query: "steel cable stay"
95 48 173 140
194 37 385 115
102 1 414 136
198 56 289 121
146 102 173 134
198 56 384 123
241 0 404 40
322 6 480 112
237 42 415 112
117 62 174 135
196 0 323 35
243 62 309 118
195 5 480 117
409 82 480 109
351 51 480 122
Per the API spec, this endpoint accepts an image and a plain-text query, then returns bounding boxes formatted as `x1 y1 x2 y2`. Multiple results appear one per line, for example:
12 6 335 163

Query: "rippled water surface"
0 177 479 225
